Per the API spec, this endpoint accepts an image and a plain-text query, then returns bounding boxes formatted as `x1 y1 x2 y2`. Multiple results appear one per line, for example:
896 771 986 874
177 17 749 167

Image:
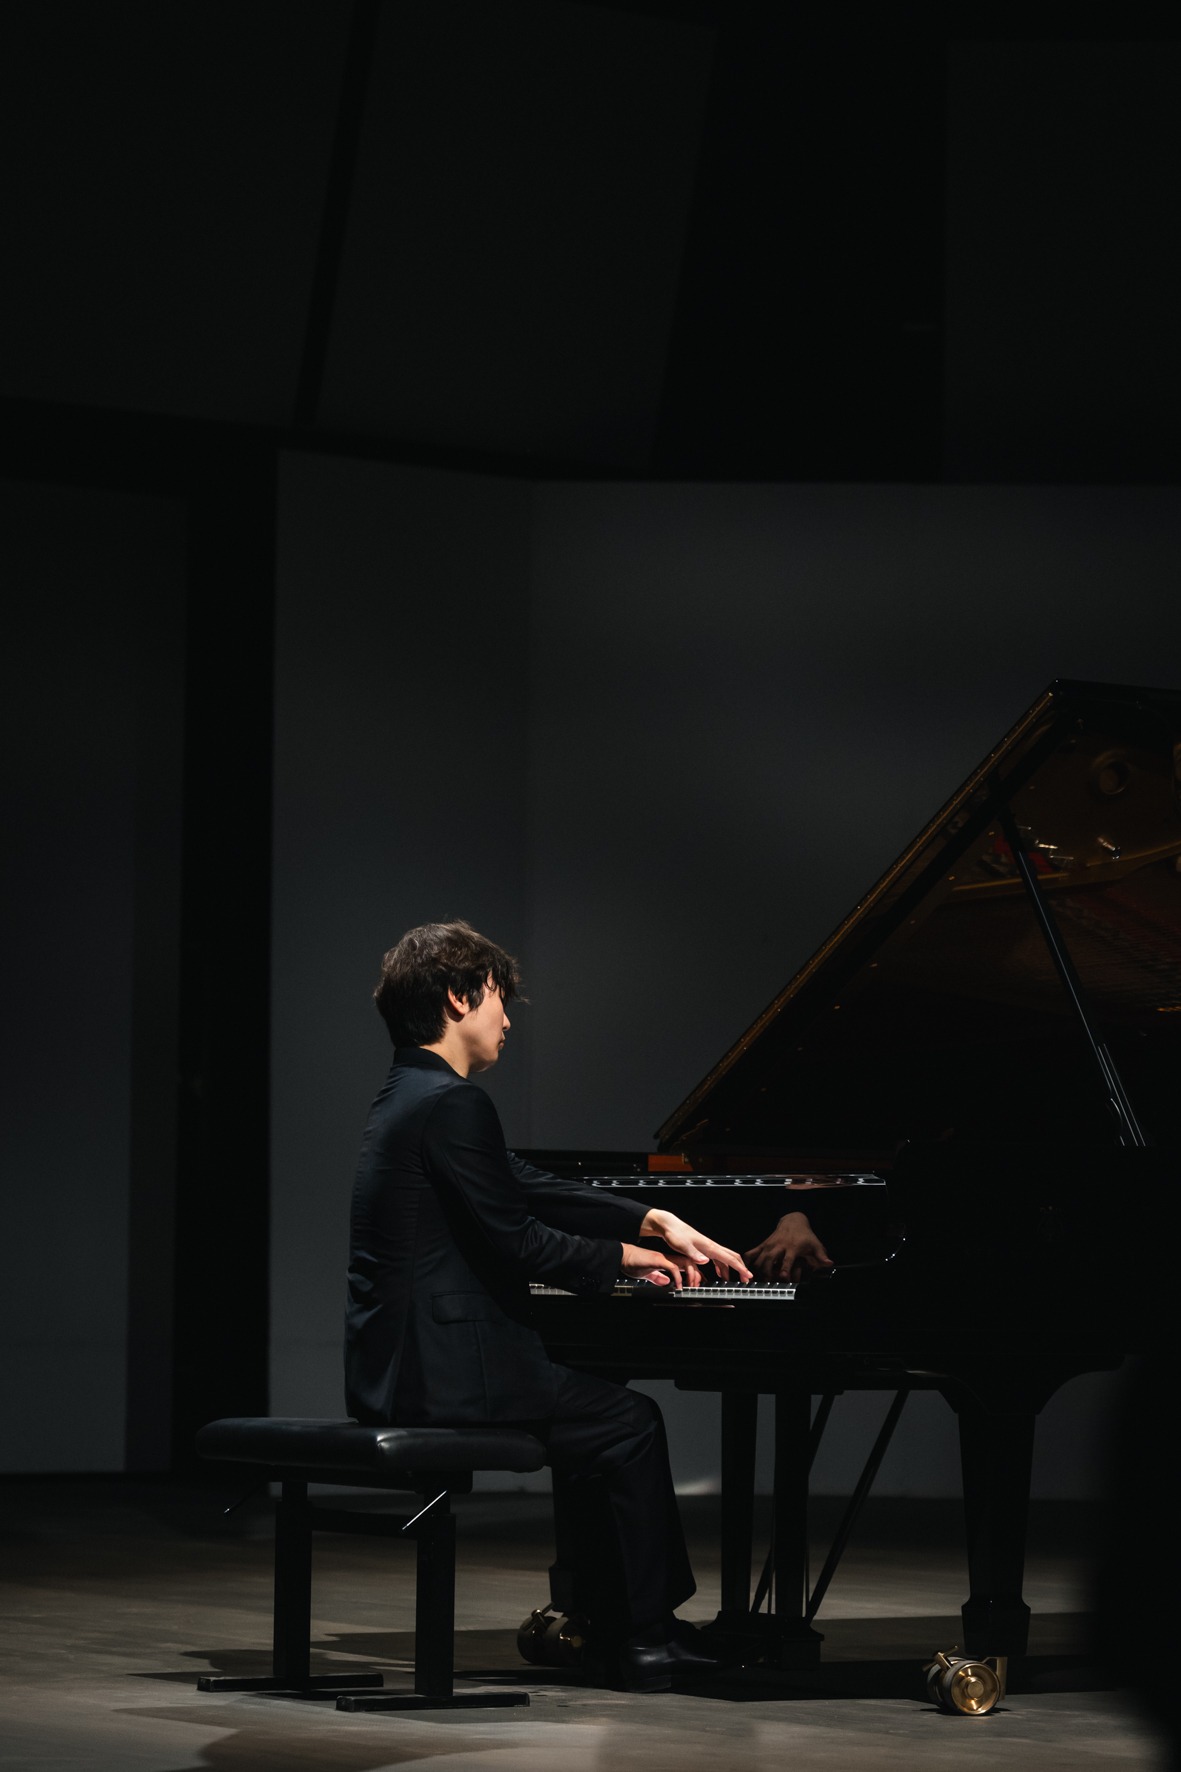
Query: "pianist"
345 918 753 1690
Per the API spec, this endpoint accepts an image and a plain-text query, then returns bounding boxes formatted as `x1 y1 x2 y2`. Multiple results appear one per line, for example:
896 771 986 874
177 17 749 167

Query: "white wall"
270 453 533 1419
525 481 1181 1145
0 480 184 1472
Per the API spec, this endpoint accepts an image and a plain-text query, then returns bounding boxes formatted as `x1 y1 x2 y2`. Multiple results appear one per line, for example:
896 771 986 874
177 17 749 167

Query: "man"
346 919 755 1690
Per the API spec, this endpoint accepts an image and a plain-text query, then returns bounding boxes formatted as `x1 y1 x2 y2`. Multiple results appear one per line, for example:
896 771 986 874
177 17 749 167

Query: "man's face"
461 976 510 1073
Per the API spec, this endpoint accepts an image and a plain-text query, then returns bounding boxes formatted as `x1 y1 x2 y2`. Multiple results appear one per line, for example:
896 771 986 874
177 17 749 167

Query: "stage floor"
0 1480 1168 1772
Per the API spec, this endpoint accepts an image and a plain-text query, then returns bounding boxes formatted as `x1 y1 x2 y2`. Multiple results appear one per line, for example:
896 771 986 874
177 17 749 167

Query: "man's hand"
620 1242 699 1289
744 1210 834 1284
637 1209 753 1284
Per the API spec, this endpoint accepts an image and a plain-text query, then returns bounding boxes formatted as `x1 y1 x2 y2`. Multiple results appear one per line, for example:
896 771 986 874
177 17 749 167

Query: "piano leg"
770 1391 823 1667
712 1389 822 1669
718 1389 757 1625
953 1395 1035 1659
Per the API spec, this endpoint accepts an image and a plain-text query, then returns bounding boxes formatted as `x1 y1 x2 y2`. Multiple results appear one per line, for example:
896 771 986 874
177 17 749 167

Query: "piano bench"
194 1416 546 1712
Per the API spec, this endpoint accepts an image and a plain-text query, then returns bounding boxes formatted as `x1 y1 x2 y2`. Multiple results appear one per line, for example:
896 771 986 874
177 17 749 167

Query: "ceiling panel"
0 0 349 424
945 40 1181 482
320 0 714 468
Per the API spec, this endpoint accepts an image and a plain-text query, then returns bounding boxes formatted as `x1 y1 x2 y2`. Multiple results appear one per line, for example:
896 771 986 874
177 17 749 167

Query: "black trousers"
524 1365 695 1640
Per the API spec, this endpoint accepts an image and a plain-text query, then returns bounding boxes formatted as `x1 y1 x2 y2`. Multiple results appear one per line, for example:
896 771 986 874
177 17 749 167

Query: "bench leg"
274 1479 312 1685
193 1474 525 1710
337 1488 529 1713
414 1490 456 1697
198 1480 382 1697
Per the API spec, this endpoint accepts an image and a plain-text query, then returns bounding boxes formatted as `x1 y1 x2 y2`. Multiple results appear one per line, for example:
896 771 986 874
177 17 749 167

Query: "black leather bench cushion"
196 1417 546 1476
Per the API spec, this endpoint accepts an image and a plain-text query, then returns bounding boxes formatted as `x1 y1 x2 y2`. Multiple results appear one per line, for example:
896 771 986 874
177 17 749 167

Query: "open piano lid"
658 680 1181 1161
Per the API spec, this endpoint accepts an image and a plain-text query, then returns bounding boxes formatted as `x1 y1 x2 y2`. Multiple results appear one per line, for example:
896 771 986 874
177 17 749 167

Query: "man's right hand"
636 1209 752 1284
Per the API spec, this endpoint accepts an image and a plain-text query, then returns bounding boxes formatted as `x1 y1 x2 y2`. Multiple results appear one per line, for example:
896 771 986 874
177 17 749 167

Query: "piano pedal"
704 1610 823 1669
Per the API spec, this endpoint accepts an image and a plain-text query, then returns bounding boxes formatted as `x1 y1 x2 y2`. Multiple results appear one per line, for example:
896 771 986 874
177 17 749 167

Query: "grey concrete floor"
0 1481 1171 1772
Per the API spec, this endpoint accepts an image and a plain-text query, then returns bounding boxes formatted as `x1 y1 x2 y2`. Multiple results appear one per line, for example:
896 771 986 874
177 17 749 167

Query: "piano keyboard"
529 1281 797 1303
578 1173 883 1190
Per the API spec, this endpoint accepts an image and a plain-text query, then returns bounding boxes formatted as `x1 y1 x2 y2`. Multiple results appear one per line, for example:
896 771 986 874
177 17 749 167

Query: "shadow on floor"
120 1701 482 1772
152 1617 1117 1706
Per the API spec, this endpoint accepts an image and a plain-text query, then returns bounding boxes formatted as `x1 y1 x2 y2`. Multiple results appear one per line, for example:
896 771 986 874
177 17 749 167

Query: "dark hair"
373 920 523 1046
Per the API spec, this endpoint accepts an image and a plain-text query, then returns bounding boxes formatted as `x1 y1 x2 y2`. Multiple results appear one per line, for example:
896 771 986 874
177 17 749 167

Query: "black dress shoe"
613 1633 721 1693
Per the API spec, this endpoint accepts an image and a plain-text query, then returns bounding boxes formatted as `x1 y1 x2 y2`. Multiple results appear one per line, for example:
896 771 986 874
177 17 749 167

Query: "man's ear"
444 988 470 1022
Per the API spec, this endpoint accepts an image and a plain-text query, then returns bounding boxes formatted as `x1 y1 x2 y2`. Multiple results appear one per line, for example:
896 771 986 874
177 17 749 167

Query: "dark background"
2 1 1178 1494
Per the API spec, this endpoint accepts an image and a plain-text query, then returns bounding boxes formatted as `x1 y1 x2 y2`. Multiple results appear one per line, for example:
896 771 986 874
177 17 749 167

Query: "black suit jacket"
345 1047 647 1424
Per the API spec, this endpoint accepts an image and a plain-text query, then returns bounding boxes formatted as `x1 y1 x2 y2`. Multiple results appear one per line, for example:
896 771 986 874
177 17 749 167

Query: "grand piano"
525 679 1180 1666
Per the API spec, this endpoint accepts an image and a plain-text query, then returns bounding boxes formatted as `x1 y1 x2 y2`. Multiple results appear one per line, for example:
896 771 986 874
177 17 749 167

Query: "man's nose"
503 1012 511 1030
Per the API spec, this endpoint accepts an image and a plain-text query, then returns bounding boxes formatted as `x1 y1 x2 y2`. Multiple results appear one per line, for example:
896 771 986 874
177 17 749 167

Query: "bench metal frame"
197 1472 530 1711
